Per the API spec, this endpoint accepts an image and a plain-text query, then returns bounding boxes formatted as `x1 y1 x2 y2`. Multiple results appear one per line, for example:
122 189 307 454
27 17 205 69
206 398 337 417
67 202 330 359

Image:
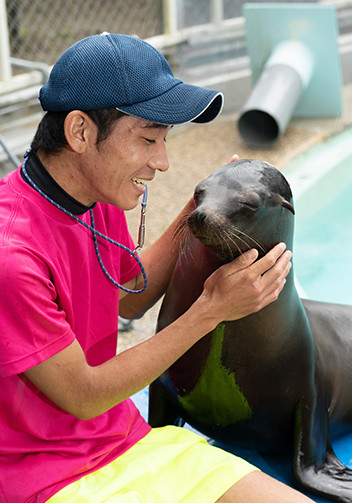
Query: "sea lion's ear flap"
281 197 295 215
273 194 295 214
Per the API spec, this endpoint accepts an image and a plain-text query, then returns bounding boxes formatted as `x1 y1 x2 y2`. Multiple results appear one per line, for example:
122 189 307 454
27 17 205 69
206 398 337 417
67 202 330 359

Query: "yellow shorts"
48 426 258 503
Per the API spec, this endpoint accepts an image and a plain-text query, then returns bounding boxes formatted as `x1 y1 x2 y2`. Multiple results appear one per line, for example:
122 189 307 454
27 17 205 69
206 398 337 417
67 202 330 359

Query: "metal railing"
3 0 352 83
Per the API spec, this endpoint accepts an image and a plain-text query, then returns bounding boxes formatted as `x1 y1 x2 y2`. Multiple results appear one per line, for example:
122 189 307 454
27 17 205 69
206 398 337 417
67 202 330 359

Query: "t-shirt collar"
21 150 96 215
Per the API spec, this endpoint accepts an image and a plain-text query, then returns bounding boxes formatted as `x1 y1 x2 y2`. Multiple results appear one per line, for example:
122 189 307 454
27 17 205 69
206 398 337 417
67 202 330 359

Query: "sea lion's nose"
190 209 207 230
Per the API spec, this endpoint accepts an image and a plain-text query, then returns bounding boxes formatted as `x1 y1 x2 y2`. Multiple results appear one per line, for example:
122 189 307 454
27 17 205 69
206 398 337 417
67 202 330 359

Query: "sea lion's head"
186 159 294 259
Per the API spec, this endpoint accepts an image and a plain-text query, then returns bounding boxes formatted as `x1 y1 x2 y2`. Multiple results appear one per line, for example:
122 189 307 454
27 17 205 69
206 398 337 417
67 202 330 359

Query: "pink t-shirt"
0 168 151 503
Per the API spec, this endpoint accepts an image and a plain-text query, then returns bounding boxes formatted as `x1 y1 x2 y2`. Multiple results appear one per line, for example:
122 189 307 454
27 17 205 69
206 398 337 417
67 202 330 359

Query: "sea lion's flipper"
293 399 352 502
148 380 181 427
294 445 352 502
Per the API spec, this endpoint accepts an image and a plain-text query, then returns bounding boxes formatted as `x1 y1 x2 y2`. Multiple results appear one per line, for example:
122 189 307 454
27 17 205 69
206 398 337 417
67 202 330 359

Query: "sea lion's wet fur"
149 159 352 502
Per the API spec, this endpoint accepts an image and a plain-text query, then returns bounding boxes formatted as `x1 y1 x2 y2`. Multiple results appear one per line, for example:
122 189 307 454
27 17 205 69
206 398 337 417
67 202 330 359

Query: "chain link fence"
6 0 164 65
6 0 245 66
6 0 351 68
2 0 352 174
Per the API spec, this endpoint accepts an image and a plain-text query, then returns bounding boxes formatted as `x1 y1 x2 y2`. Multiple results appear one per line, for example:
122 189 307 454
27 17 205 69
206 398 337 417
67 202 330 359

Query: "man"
0 33 313 502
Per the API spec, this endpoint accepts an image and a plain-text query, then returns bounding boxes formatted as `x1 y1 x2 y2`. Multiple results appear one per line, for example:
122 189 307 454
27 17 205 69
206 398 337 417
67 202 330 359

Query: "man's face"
82 115 170 210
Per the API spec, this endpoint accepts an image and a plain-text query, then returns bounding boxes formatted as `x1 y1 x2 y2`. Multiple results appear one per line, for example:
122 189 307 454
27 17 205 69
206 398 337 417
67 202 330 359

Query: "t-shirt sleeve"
0 245 75 377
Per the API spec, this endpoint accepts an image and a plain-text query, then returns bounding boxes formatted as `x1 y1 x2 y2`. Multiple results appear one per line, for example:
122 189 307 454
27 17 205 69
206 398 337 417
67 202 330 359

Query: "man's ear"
64 111 97 153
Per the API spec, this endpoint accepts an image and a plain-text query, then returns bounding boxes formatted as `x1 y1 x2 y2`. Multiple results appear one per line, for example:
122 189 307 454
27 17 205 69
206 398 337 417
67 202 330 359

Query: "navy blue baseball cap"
39 33 224 125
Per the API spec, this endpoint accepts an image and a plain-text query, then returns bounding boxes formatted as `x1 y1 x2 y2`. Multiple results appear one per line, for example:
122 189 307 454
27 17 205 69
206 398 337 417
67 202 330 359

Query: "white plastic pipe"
238 40 314 148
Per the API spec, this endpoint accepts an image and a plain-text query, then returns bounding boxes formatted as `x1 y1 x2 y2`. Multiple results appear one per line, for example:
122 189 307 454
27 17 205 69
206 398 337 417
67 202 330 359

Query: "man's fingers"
251 243 290 277
226 248 259 275
221 244 291 288
255 251 292 306
245 244 292 311
227 154 240 164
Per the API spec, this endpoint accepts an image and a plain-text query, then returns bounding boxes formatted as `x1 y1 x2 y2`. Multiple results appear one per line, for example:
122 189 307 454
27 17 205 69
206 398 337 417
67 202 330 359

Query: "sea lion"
148 159 352 502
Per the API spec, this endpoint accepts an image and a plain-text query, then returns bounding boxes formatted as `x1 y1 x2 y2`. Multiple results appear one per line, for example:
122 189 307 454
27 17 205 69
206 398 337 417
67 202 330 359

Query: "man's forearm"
119 197 195 319
24 298 217 421
24 244 291 420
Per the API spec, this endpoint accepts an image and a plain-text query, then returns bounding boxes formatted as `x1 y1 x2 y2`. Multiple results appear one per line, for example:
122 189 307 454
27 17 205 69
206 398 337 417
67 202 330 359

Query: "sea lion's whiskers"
223 227 251 251
227 226 266 254
212 223 242 258
174 214 192 251
173 214 201 268
215 222 253 254
223 234 246 258
173 214 189 239
223 238 241 260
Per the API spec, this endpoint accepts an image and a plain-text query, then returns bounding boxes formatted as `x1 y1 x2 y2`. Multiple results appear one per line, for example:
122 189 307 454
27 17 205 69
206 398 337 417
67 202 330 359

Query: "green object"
179 323 252 426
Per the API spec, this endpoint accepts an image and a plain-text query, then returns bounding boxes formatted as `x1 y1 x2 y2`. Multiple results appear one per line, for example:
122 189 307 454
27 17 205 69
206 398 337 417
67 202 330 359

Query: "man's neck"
22 150 95 215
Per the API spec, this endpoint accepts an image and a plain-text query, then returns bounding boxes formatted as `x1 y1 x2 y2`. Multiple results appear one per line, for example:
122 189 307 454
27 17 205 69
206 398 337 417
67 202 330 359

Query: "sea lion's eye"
241 202 259 211
239 193 262 211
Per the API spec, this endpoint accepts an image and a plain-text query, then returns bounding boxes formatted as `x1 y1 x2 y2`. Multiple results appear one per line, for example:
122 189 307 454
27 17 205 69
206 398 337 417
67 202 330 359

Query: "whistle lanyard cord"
21 150 148 294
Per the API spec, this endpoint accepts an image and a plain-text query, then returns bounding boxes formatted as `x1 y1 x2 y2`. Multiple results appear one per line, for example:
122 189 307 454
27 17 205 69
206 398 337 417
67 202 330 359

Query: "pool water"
283 127 352 305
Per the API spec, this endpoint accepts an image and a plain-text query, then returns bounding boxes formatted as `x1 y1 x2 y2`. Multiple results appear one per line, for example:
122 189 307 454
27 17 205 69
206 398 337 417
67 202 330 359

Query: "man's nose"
148 142 169 172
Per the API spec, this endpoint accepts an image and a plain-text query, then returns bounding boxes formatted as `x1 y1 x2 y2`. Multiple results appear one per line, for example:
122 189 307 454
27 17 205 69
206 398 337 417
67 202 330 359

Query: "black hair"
30 108 126 154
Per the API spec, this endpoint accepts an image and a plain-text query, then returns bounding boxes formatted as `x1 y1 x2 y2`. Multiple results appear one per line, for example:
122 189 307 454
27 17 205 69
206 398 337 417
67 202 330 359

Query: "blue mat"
131 388 352 503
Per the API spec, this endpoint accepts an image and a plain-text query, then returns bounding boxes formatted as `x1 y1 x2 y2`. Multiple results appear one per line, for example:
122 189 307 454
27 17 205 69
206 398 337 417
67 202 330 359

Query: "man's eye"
144 138 156 144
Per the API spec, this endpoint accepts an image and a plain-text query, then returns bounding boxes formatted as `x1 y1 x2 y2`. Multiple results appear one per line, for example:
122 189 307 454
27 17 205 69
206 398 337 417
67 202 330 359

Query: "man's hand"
227 154 240 164
198 243 292 325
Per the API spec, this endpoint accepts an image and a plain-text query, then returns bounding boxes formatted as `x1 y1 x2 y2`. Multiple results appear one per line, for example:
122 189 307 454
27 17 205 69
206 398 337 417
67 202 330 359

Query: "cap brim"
116 82 224 125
